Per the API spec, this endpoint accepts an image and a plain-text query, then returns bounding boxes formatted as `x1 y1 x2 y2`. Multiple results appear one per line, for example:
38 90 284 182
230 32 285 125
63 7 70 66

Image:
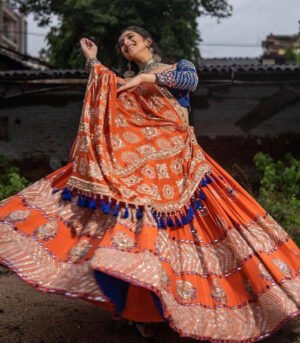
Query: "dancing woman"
0 26 299 342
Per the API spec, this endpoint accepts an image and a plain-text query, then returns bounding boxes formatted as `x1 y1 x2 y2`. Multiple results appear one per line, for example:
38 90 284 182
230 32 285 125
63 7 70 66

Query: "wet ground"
0 267 299 343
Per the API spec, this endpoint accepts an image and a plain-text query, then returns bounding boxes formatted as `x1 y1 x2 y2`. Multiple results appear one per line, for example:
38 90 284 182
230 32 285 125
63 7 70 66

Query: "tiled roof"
199 63 300 72
0 64 299 81
0 69 86 79
0 45 51 71
200 57 261 66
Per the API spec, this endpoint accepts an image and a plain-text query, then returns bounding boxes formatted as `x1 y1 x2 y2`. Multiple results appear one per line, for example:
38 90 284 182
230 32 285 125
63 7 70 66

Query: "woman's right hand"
80 38 98 59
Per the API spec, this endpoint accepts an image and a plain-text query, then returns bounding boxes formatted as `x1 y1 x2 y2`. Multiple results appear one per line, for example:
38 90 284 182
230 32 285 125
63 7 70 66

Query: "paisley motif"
136 144 157 155
272 258 292 277
156 163 170 179
130 113 146 125
6 210 31 222
176 280 197 301
258 262 275 283
115 113 128 127
122 175 143 187
141 127 159 138
210 279 227 303
156 138 172 149
171 158 184 175
121 151 139 164
163 184 175 199
122 131 141 144
140 165 156 179
33 222 59 241
67 239 93 262
112 231 136 250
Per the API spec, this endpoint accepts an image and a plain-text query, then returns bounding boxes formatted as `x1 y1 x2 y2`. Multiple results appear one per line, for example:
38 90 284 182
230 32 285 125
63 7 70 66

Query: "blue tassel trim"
180 212 188 225
166 215 175 228
200 179 207 187
199 190 206 201
193 198 202 210
77 195 87 207
113 203 120 217
100 199 111 215
159 216 166 229
136 207 143 219
187 206 195 221
152 212 160 227
123 207 129 219
60 171 214 229
174 215 183 228
62 187 72 201
87 198 97 209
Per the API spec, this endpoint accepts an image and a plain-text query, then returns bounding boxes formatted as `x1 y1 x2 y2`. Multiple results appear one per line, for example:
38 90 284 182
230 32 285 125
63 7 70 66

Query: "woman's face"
118 30 151 60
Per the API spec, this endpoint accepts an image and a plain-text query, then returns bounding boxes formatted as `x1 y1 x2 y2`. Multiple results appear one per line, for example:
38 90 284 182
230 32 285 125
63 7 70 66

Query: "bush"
0 155 30 201
253 152 300 246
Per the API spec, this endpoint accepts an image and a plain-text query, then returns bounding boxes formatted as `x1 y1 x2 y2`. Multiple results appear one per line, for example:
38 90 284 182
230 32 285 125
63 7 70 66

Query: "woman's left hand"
117 75 144 93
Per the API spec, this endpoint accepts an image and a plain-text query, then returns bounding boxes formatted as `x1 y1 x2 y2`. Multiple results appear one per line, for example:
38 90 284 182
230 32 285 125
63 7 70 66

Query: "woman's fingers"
79 37 98 58
117 82 135 93
117 84 128 93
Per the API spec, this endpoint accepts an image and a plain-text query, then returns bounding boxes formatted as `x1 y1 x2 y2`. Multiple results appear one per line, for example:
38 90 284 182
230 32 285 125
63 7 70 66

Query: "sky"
26 0 300 58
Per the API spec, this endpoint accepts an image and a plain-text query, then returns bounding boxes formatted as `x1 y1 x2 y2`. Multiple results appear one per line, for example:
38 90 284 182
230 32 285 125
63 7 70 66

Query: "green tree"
285 46 300 65
253 152 300 246
12 0 232 68
0 155 30 201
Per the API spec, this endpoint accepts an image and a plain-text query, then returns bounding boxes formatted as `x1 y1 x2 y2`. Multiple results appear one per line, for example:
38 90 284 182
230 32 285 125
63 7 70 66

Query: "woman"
0 26 299 342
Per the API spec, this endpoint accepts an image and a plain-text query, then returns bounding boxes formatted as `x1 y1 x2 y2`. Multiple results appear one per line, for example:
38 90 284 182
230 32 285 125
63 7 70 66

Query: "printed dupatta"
60 63 212 227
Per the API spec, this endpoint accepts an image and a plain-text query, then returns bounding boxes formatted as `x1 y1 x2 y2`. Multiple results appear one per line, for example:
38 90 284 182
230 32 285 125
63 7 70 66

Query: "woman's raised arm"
80 38 106 73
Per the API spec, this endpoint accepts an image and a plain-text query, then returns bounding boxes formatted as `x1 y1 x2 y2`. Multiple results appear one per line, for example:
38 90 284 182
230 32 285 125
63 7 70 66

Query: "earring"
149 47 161 62
124 61 135 78
153 53 162 62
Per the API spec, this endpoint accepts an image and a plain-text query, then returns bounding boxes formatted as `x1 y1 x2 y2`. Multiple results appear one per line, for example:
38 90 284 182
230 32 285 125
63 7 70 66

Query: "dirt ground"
0 266 300 343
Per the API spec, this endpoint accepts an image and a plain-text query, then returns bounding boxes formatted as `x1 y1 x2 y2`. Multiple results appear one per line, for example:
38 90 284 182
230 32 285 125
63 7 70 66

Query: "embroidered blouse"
154 59 198 109
85 58 198 109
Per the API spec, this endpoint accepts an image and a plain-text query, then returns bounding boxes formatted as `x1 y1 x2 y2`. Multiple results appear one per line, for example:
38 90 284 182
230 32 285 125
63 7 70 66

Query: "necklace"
137 58 166 74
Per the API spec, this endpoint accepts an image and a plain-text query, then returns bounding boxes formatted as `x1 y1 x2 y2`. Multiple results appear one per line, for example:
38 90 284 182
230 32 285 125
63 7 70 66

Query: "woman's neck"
131 51 153 66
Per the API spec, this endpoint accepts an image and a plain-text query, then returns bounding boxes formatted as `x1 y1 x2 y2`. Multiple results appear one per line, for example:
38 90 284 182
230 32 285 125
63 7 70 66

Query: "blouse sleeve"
154 59 199 92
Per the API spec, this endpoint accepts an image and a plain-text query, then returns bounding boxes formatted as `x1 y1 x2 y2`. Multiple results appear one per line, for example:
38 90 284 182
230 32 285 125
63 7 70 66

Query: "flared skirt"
0 149 299 342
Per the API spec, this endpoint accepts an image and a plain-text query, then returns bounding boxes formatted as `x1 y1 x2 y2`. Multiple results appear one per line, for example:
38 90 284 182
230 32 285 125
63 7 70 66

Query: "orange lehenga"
0 63 300 343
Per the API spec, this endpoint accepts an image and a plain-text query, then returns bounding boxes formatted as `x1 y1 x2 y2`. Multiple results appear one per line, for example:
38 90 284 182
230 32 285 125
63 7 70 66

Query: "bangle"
85 57 101 72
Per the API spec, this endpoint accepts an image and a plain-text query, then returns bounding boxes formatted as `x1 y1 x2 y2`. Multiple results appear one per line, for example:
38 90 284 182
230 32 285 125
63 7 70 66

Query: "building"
262 33 300 65
0 0 27 55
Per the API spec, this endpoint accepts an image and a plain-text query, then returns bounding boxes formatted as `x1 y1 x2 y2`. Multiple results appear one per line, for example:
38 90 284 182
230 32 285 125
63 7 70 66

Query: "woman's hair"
116 26 162 75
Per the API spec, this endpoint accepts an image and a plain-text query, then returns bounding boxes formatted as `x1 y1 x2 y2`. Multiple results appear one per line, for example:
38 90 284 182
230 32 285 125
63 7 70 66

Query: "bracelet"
85 57 101 73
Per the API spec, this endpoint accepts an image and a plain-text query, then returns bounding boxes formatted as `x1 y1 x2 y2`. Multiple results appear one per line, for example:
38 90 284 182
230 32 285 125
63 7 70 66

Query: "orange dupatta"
62 63 211 226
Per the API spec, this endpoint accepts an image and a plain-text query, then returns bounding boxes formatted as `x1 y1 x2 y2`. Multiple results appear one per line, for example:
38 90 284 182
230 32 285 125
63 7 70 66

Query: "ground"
0 266 299 343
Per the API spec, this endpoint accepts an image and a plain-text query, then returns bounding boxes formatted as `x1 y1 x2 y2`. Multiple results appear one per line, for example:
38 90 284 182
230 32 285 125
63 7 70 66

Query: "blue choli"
155 59 198 109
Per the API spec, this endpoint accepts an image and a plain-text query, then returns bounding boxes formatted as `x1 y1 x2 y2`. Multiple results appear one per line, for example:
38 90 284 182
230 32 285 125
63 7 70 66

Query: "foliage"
11 0 232 68
0 155 30 201
253 152 300 245
285 46 300 65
